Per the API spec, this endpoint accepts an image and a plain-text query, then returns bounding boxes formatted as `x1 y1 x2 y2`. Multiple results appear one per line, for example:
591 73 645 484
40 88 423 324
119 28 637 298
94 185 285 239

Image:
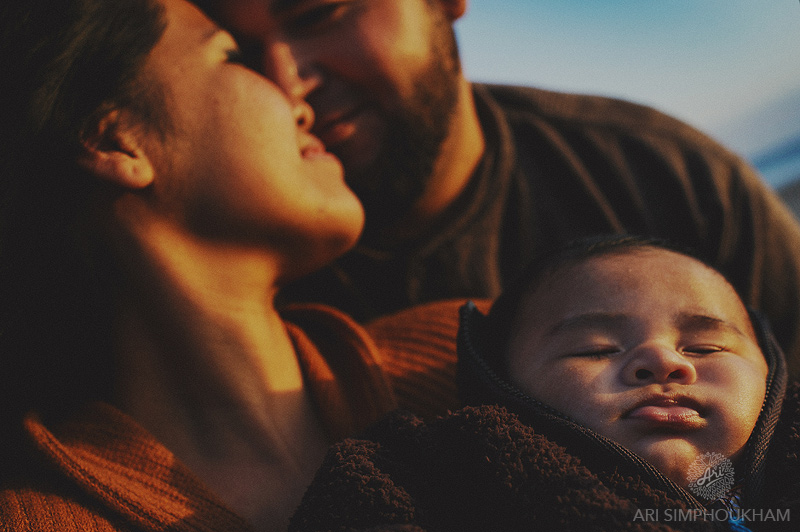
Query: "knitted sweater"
288 304 796 532
282 84 800 377
0 302 471 531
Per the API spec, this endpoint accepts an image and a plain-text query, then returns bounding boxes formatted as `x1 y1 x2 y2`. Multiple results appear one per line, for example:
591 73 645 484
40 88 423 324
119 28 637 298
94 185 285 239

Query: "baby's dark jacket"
290 303 799 531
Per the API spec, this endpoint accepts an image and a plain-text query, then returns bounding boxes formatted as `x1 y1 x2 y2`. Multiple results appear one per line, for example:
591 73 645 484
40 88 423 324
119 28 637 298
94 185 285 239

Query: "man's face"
506 249 769 487
200 0 463 230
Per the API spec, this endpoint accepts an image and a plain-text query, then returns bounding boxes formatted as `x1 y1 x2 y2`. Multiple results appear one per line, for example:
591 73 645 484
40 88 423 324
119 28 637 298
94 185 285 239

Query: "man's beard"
345 26 461 242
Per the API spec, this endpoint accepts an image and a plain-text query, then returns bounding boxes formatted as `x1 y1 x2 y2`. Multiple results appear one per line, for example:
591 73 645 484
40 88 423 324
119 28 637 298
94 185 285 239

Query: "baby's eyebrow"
675 313 748 338
546 313 628 337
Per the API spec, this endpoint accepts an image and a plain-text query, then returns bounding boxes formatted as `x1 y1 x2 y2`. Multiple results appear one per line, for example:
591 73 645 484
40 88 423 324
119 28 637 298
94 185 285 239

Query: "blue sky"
455 0 800 159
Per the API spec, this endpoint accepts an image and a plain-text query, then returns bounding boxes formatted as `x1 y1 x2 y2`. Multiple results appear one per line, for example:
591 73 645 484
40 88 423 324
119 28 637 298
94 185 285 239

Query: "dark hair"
483 234 744 376
0 0 167 420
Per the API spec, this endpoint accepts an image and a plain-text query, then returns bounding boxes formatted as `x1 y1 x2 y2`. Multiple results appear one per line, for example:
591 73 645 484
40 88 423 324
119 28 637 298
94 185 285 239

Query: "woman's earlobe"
77 110 155 189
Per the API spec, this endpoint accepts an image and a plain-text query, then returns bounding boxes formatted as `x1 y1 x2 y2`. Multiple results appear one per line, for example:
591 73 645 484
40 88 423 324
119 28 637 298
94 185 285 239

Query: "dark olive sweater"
283 84 800 377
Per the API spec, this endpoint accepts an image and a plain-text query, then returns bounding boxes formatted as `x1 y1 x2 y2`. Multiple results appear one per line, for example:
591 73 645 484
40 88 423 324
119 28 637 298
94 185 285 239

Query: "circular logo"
686 452 735 500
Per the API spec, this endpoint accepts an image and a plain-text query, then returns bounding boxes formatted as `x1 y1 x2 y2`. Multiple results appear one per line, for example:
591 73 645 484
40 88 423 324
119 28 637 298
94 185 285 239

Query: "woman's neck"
107 201 329 530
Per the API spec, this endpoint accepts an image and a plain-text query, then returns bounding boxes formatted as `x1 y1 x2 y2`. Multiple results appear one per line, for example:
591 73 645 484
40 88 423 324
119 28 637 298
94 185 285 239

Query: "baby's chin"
627 437 705 487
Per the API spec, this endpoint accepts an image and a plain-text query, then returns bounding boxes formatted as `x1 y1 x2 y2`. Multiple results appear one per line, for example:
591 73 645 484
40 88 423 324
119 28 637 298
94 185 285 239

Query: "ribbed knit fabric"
17 405 252 532
0 302 464 531
283 303 398 440
366 299 492 420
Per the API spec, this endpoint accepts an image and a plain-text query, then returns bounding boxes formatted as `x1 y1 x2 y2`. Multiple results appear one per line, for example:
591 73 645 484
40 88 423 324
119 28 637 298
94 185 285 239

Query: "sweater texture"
0 303 464 531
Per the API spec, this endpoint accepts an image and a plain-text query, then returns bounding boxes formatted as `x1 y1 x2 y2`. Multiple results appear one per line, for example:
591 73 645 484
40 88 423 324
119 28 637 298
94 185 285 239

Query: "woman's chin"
277 218 364 285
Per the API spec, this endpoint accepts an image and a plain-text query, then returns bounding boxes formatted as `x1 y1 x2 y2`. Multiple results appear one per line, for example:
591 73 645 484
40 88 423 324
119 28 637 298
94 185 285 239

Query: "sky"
455 0 800 163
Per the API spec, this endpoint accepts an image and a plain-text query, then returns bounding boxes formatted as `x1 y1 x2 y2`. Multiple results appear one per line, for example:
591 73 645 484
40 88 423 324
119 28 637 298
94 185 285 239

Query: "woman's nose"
293 100 315 131
622 344 697 385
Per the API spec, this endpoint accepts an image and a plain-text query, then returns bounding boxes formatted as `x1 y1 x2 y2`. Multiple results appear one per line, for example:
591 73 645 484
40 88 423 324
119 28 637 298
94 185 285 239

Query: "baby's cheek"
540 382 599 421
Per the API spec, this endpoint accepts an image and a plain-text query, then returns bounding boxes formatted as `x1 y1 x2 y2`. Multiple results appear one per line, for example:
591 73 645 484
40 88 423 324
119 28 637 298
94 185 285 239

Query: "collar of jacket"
456 300 787 511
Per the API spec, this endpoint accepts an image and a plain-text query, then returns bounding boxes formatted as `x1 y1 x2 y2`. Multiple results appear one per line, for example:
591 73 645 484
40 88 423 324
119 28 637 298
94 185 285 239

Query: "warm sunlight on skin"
205 0 483 239
103 2 361 527
214 0 466 177
506 248 768 486
139 0 364 281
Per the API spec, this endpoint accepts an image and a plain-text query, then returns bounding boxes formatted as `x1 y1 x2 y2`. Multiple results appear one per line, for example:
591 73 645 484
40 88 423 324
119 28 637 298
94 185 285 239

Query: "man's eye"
225 42 265 72
285 3 350 36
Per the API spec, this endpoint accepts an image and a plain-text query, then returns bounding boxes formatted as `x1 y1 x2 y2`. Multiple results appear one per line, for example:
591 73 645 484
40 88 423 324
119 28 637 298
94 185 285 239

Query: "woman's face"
139 0 364 279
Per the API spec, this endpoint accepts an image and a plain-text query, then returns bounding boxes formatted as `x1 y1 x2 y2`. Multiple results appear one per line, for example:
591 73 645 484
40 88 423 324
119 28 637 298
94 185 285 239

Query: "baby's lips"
624 395 706 429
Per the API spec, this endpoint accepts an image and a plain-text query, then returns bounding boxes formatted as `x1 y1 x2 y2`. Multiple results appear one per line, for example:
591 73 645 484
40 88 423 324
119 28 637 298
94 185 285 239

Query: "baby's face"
506 248 768 486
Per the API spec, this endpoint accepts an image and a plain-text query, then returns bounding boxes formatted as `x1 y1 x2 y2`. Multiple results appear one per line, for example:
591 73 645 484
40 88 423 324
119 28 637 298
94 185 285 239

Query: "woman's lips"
301 136 339 162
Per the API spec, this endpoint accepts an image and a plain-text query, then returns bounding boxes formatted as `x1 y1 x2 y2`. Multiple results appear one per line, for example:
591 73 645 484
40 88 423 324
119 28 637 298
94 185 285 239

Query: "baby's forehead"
517 247 756 337
529 247 736 298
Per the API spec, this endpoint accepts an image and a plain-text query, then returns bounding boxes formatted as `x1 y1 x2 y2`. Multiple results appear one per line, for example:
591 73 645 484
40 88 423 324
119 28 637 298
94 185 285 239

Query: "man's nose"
622 344 698 385
261 40 322 104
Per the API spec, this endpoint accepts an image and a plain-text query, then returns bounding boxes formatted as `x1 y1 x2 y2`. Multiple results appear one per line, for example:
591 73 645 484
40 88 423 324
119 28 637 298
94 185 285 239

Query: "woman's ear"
77 109 155 189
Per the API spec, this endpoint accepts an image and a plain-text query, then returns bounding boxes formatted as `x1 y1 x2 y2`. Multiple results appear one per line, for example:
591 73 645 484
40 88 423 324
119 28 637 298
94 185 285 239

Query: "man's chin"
339 160 378 194
354 190 416 237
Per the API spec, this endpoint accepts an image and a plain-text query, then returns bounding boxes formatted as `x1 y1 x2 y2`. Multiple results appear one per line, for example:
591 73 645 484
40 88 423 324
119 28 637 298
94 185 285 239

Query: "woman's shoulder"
1 404 251 532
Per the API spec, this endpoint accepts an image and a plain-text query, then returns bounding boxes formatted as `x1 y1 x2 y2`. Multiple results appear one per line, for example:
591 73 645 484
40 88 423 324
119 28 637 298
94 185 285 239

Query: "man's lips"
313 106 363 147
624 395 706 430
